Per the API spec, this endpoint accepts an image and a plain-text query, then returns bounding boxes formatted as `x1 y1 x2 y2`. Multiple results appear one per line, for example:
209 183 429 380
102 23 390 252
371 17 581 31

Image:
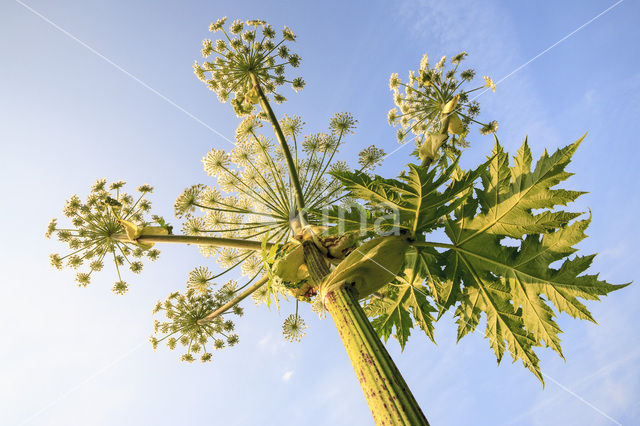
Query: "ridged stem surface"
324 285 430 426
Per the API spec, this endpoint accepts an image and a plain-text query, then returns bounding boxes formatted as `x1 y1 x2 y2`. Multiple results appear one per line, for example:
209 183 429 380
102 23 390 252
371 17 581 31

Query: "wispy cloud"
282 370 294 382
505 350 639 425
258 334 271 347
256 332 287 356
13 0 235 147
395 0 562 152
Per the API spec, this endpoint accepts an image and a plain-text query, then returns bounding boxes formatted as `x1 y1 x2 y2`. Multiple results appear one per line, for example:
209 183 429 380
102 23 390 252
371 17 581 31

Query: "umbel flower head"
46 179 167 294
174 112 373 277
194 17 304 116
388 52 498 164
282 313 307 342
150 284 242 363
358 145 386 170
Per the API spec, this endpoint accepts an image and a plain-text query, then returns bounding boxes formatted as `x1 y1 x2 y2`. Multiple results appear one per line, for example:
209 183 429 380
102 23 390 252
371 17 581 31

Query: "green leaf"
418 246 460 318
441 136 626 382
330 170 409 212
365 247 437 349
333 158 487 236
401 159 489 235
469 136 586 240
313 205 397 236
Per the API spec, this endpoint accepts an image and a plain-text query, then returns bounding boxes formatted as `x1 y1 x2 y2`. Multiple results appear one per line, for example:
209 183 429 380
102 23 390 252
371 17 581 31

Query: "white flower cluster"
174 112 358 277
194 18 304 116
388 51 498 165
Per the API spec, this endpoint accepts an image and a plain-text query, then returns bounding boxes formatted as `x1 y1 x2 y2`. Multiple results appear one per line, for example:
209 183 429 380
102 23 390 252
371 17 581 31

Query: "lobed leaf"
366 247 437 349
441 136 625 381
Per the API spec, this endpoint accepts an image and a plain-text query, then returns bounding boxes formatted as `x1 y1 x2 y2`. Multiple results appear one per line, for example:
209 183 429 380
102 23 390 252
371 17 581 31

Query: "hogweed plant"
47 18 627 426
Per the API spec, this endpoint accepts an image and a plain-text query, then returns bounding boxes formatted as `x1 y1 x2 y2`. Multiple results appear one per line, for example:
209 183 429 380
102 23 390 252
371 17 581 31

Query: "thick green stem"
303 242 429 425
250 73 306 214
302 240 330 283
198 275 268 324
324 285 430 426
114 233 271 251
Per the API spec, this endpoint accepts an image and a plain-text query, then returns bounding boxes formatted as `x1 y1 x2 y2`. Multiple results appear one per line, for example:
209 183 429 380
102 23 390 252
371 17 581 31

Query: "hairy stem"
302 240 330 282
303 243 429 425
324 285 430 425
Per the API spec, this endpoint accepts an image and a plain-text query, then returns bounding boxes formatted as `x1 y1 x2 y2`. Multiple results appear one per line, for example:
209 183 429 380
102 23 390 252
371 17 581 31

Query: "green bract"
319 234 412 303
365 246 437 349
272 241 306 283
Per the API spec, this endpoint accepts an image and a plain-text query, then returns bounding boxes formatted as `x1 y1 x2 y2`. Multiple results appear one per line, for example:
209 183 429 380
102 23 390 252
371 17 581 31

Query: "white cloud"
258 334 271 346
282 370 294 382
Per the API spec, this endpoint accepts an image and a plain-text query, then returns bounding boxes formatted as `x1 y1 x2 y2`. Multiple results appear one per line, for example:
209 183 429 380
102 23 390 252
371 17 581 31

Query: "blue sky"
1 0 639 425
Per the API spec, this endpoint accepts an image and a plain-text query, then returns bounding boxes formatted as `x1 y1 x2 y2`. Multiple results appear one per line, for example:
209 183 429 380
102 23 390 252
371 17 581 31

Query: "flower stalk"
113 233 272 251
198 275 269 324
250 72 306 215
